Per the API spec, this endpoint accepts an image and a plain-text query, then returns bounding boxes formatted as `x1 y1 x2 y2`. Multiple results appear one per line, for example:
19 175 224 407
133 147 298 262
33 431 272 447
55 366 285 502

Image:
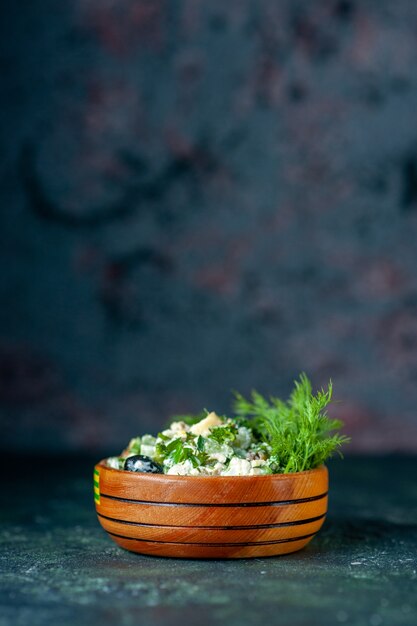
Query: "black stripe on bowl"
106 530 318 547
97 511 326 530
99 491 328 507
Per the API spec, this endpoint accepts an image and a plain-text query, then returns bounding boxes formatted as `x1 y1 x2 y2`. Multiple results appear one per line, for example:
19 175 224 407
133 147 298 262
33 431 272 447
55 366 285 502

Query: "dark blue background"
2 0 417 452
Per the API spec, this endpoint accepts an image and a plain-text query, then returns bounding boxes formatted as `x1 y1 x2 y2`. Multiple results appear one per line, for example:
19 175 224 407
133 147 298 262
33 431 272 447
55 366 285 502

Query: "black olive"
124 455 163 474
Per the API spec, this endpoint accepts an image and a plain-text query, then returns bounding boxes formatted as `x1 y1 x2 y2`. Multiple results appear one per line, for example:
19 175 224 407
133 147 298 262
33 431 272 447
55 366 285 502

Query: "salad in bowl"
104 374 349 477
94 374 349 558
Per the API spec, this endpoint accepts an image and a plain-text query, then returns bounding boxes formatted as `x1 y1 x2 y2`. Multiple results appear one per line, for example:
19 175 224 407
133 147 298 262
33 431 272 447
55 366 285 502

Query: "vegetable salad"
105 374 349 476
107 412 273 476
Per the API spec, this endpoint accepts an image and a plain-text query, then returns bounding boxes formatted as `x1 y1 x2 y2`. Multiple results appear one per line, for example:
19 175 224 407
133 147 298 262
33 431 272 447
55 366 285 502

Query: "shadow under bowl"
94 461 328 559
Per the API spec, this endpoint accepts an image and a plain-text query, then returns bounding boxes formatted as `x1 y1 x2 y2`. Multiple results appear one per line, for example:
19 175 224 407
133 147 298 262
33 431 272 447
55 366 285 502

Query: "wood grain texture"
94 461 328 558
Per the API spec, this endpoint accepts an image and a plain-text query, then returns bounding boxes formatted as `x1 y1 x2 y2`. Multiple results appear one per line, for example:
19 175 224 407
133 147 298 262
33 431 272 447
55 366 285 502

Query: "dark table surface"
1 454 416 626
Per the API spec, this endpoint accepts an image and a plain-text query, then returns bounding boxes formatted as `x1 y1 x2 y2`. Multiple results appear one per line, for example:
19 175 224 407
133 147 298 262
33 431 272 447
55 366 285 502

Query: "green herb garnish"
156 437 203 468
234 373 349 473
209 425 236 445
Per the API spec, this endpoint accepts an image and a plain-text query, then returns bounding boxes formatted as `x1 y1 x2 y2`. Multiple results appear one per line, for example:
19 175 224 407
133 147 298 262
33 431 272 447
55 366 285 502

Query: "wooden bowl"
94 461 328 559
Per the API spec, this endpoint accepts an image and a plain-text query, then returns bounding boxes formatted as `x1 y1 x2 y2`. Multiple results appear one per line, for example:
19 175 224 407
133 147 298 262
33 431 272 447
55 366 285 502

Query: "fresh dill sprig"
233 373 350 473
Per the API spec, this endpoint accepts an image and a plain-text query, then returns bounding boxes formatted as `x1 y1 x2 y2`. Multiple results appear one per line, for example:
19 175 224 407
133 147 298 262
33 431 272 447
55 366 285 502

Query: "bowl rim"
96 459 327 481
